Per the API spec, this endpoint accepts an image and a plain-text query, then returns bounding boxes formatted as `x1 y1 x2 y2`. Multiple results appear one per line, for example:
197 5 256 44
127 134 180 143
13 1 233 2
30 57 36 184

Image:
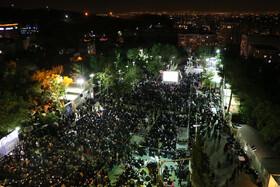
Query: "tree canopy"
32 65 73 110
221 52 280 153
0 92 29 134
191 133 213 187
88 43 182 93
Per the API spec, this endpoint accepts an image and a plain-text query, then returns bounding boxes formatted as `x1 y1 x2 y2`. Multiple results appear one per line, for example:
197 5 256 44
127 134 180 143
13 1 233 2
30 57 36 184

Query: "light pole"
90 74 95 98
193 124 201 141
98 80 102 94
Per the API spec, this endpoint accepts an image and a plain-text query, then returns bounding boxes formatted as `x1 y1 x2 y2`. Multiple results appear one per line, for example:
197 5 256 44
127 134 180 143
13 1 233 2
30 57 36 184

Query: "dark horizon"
0 0 280 14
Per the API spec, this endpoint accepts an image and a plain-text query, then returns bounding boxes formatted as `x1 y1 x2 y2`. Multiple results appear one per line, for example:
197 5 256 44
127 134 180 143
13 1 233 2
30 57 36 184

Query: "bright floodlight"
15 127 20 132
216 49 220 54
77 78 85 85
163 71 179 83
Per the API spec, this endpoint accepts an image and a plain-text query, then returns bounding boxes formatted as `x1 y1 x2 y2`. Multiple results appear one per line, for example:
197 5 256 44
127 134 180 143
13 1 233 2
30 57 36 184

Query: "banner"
0 130 19 159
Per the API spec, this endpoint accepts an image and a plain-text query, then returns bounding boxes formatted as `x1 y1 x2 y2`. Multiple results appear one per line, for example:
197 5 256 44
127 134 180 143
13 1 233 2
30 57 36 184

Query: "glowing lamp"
77 78 85 85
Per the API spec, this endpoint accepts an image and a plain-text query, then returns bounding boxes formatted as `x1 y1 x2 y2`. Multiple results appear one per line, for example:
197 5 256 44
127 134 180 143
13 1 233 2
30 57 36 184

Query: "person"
256 178 262 187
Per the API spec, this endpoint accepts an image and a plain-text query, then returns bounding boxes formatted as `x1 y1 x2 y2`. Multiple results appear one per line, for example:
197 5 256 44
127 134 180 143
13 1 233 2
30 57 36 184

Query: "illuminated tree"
71 61 88 78
32 66 73 110
201 70 215 88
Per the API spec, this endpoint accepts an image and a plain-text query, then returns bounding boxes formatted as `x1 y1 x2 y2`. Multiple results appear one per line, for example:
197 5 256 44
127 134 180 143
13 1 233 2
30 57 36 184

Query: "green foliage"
222 54 280 153
38 112 59 126
88 43 182 94
71 61 88 78
201 70 215 87
194 45 212 64
191 133 213 187
127 48 139 61
147 56 164 75
0 92 29 133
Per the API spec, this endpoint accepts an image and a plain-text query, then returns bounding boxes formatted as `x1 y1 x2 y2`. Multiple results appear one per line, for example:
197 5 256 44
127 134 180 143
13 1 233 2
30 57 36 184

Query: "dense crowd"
0 70 263 187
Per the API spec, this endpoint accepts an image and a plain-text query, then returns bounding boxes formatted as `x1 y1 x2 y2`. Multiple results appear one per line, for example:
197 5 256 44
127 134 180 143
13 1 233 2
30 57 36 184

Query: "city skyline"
0 0 280 14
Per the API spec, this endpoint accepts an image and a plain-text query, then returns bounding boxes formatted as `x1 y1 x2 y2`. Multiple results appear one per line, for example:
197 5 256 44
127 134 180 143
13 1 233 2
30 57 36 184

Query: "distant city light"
65 15 69 18
85 12 88 16
5 27 13 30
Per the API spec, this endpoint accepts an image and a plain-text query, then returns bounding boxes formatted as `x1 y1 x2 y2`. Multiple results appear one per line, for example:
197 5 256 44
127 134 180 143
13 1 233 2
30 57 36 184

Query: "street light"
193 124 201 141
90 74 95 98
77 78 85 90
15 127 20 132
216 49 220 54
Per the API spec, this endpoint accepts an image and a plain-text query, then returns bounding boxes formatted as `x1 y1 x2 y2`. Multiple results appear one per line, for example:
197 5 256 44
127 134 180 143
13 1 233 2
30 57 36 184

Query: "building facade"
240 34 280 63
178 33 217 51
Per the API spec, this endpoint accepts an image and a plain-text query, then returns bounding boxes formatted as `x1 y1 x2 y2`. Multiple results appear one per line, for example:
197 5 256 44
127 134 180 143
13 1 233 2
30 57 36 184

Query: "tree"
194 45 212 67
149 43 179 70
147 56 164 75
32 66 73 110
71 61 88 78
221 53 280 153
0 61 42 113
195 45 212 60
201 70 215 88
0 92 29 134
191 133 213 187
127 48 139 62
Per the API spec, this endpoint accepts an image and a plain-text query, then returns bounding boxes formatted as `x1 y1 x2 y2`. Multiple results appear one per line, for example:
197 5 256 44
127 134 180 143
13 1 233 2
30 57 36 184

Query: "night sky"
0 0 279 13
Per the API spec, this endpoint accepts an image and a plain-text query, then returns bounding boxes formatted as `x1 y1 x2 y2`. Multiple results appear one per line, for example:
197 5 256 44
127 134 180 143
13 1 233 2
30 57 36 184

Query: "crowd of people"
0 69 263 187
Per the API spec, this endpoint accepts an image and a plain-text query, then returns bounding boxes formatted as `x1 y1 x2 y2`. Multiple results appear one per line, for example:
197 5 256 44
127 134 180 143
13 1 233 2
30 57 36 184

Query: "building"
240 34 280 63
178 33 217 51
20 25 39 36
0 23 19 39
218 21 247 45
